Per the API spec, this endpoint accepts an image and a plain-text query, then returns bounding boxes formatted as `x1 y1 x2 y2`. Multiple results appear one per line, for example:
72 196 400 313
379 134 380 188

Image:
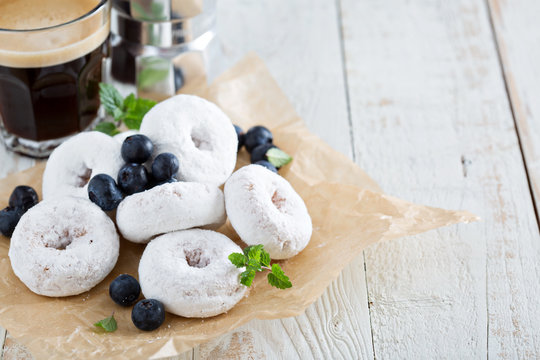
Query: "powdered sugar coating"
8 197 119 297
116 182 226 244
224 165 312 259
139 94 238 186
113 130 139 144
42 131 123 200
139 229 247 318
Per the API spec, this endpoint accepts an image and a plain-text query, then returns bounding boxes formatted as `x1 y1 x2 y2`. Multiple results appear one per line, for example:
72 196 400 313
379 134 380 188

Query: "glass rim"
0 0 108 33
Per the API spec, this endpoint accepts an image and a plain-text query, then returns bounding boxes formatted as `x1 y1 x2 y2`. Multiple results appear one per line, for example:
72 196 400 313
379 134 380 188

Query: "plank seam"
484 0 540 235
335 0 357 163
361 252 377 360
484 0 540 357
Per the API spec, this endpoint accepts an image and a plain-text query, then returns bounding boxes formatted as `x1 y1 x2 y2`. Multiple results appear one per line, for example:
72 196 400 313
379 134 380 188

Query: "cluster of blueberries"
109 274 165 331
235 125 282 173
0 186 39 237
88 134 179 212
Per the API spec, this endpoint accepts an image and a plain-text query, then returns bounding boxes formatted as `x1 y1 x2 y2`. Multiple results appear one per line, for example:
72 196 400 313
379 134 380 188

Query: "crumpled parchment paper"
0 53 477 359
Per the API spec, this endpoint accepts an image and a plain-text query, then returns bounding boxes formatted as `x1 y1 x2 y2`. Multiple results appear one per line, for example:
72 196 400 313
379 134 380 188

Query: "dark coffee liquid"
0 41 106 141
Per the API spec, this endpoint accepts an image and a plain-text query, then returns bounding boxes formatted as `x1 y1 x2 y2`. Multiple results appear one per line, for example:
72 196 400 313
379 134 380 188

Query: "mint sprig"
94 312 117 332
94 122 120 136
228 245 292 289
97 83 157 135
266 148 293 168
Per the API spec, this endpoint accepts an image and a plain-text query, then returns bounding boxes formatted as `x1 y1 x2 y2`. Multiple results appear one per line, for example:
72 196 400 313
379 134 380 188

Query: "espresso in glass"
0 0 110 157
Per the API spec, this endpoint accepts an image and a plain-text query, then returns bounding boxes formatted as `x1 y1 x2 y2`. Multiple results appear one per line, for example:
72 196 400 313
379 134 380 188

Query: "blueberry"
121 135 154 164
250 143 277 164
244 126 273 153
9 185 38 211
254 160 278 173
109 274 141 307
174 66 184 91
118 164 149 195
234 125 245 152
151 153 179 181
146 174 178 190
0 207 24 237
88 174 124 211
131 299 165 331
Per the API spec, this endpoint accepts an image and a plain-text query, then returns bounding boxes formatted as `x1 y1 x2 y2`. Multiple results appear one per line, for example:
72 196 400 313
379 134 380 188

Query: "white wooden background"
2 0 540 359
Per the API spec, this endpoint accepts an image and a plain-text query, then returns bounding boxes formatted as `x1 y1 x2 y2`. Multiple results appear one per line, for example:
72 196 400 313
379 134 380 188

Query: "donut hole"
76 167 92 187
45 228 87 250
184 248 210 268
271 190 287 212
190 127 213 151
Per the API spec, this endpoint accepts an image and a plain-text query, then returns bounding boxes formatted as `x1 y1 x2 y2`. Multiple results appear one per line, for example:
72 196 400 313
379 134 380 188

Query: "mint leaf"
138 57 170 89
267 264 292 289
247 244 264 262
247 258 262 272
266 148 293 168
94 122 120 136
99 83 124 117
260 249 271 268
228 253 246 268
123 96 156 130
230 245 292 290
94 313 117 332
240 270 256 287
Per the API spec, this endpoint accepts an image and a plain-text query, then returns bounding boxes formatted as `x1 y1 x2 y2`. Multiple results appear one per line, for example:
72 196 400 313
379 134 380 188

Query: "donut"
224 165 312 260
140 95 237 186
42 131 123 200
8 197 119 297
138 229 247 318
116 182 226 243
113 130 139 144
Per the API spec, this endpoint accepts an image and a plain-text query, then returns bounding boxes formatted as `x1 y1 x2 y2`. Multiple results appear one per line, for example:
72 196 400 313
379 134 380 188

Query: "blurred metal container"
108 0 216 100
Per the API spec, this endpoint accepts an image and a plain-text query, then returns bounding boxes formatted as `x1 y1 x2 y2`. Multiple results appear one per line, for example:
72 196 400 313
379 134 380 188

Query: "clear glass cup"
0 0 110 158
108 0 217 101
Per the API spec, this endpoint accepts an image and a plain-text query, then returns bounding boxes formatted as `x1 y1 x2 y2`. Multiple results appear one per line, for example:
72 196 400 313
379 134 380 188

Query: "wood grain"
487 0 540 218
340 0 540 358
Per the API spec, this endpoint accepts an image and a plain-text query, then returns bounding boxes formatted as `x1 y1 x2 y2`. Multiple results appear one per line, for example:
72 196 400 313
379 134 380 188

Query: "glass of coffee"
0 0 110 157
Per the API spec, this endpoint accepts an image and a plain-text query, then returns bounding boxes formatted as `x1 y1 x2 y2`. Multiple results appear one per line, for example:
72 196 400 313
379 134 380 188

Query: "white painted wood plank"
487 1 540 220
198 0 374 359
341 0 540 358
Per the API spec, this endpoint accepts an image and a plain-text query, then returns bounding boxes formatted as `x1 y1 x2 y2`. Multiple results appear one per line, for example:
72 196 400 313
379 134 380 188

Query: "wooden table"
2 0 540 358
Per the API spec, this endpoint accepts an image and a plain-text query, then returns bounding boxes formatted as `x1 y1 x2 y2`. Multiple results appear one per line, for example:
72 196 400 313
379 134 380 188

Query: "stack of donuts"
7 94 312 322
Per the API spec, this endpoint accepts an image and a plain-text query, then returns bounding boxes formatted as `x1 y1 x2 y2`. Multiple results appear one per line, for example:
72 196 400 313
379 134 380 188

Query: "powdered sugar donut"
140 95 237 186
139 229 247 318
42 131 123 200
113 130 139 144
116 182 226 243
224 165 312 259
8 197 119 297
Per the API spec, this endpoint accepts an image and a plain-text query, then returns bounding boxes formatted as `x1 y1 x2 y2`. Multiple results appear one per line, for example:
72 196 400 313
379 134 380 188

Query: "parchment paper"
0 54 477 359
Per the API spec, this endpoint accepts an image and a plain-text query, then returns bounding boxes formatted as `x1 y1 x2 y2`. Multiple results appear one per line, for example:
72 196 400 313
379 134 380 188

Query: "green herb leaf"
247 258 262 272
138 57 170 89
228 253 247 268
267 264 292 289
123 95 156 130
247 244 264 262
231 245 292 290
240 270 256 287
260 249 271 267
94 313 117 332
94 122 120 136
99 83 124 117
266 148 293 168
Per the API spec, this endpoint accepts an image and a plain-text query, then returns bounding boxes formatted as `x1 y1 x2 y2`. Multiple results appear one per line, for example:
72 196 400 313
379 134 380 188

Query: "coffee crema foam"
0 0 108 68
